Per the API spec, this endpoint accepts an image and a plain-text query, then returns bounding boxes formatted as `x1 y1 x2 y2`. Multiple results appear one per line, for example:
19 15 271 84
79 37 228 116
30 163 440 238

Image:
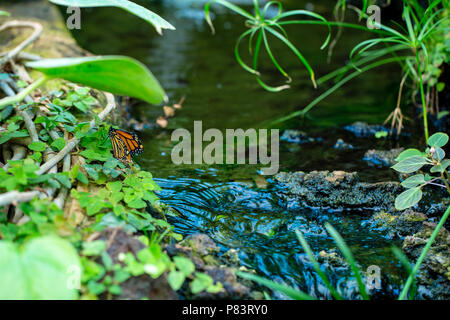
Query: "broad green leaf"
173 256 195 276
395 187 422 211
430 159 450 173
0 10 10 16
55 173 72 189
391 156 428 173
0 236 81 299
82 240 106 256
106 181 123 193
26 56 166 104
401 174 425 188
77 171 89 184
395 148 423 162
49 0 175 35
126 198 147 209
28 141 47 152
428 132 448 147
0 131 29 144
432 146 445 162
167 270 185 291
51 137 66 151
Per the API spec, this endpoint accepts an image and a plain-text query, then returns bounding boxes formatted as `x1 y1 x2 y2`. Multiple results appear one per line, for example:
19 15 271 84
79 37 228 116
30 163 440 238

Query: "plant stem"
441 172 450 193
398 205 450 300
0 76 47 109
253 0 261 19
415 50 429 143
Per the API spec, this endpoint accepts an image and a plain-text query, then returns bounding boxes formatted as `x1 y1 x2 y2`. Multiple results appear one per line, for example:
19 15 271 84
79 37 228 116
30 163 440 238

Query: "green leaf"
428 132 448 147
126 198 147 209
0 236 81 299
69 164 80 180
77 171 89 184
0 10 10 16
168 270 185 291
395 187 423 211
82 240 106 256
401 174 425 188
55 173 72 189
26 56 166 104
107 181 123 193
432 147 445 162
0 131 29 145
51 138 66 151
174 256 195 276
430 159 450 173
80 149 108 162
395 148 423 162
73 101 88 113
391 156 428 173
28 141 47 152
236 271 314 300
83 165 99 181
49 0 175 35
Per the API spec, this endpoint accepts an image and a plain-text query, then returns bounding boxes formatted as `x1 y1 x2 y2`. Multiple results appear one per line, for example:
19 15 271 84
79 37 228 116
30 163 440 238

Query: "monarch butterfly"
108 127 144 162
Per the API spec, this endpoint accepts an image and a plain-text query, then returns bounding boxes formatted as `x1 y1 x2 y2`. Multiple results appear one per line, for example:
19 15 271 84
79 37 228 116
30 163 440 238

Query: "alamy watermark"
66 6 81 30
366 265 381 290
171 121 279 175
367 5 381 30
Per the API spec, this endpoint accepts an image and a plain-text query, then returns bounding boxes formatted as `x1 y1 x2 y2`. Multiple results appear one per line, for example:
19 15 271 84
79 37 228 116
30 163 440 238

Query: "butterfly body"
108 127 144 162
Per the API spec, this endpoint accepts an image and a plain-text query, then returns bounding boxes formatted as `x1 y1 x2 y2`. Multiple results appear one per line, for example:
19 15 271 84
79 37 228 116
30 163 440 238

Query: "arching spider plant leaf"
48 0 175 35
205 0 254 34
27 56 166 104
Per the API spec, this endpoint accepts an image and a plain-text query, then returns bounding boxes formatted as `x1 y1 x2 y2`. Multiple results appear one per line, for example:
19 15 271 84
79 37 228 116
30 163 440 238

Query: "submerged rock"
363 148 404 167
98 228 178 300
344 122 388 138
334 138 354 150
402 222 450 300
368 210 427 239
165 233 256 299
280 129 316 144
275 170 401 211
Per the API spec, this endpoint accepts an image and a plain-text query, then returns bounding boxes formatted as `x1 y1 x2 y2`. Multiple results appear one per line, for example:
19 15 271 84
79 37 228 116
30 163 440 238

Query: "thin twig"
0 51 41 62
54 152 71 209
0 190 41 207
0 20 43 67
3 145 26 171
0 80 39 141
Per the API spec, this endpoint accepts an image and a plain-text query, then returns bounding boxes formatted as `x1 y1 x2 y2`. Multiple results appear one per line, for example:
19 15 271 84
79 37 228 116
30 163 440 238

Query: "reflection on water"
68 0 407 298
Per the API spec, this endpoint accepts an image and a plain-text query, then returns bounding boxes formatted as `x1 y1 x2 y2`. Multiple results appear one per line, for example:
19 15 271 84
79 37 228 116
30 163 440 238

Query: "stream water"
68 0 416 298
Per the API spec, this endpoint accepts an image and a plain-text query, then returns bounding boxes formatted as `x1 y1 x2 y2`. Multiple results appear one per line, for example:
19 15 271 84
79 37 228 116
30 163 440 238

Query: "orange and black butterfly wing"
108 127 143 161
114 129 144 156
110 134 128 160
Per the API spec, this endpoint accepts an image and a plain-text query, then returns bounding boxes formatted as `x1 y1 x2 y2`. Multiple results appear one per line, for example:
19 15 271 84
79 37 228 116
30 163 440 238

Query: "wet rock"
318 249 348 268
275 170 401 211
334 138 354 150
223 249 240 267
344 122 388 138
363 148 404 167
194 266 251 300
98 228 178 300
165 233 256 300
280 129 316 144
180 233 220 257
369 210 427 239
402 222 450 300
